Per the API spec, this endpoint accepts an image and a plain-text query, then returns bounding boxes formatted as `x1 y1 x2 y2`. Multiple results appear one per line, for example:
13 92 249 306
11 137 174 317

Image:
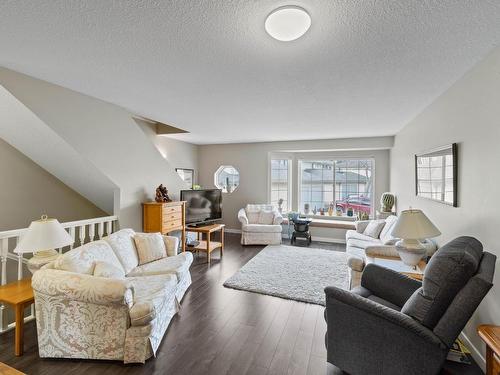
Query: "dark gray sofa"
325 236 496 375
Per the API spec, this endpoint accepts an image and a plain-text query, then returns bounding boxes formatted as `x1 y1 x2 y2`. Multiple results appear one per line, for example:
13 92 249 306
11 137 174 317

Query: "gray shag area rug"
223 244 348 305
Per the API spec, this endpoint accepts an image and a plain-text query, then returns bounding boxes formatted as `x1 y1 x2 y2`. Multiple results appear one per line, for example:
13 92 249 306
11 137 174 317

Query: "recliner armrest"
324 285 447 374
361 263 422 307
325 285 442 346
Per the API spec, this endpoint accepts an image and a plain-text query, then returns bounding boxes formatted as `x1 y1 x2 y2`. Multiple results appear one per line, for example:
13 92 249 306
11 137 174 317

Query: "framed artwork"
415 143 457 207
176 168 194 189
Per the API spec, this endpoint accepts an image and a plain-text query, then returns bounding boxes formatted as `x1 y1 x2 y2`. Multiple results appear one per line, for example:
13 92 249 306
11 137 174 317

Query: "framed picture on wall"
415 143 457 207
176 168 194 189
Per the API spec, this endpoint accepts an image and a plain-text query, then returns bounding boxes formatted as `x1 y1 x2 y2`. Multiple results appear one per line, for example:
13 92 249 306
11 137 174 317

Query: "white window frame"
297 157 376 219
268 154 293 213
214 165 240 193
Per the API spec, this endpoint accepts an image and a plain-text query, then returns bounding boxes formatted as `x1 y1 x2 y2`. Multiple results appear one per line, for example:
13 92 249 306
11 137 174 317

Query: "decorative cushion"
363 220 386 239
134 233 167 265
246 211 260 224
54 240 124 275
93 261 126 279
162 235 179 257
380 215 398 244
401 236 483 329
258 210 275 225
104 229 140 274
346 230 376 242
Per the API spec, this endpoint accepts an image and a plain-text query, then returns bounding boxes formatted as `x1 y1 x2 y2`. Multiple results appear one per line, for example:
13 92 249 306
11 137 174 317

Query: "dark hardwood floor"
0 233 483 375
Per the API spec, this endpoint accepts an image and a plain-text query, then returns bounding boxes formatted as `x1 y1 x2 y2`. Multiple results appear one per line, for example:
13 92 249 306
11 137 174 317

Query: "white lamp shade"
391 209 441 240
14 217 73 254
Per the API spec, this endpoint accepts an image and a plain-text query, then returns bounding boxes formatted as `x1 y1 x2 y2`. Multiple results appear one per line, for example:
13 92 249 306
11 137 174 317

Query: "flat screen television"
181 189 222 226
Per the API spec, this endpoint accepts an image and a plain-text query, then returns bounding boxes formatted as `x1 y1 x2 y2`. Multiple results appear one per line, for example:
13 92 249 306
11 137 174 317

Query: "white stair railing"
0 215 118 334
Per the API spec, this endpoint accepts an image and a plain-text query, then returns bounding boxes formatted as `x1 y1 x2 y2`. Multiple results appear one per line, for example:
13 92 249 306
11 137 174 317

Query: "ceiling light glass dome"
265 6 311 42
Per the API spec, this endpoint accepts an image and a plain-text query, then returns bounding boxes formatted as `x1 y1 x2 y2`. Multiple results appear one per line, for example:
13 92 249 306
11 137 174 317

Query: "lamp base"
396 239 427 268
27 249 60 274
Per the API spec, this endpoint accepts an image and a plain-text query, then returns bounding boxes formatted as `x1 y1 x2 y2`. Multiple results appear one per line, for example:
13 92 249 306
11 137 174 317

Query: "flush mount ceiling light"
265 6 311 42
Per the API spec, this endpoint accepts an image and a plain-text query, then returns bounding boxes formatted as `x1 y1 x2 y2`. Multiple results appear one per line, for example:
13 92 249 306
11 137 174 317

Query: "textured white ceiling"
1 1 499 144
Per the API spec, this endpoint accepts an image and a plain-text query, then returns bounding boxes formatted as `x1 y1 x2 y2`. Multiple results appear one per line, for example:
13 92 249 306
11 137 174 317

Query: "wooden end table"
0 279 34 356
365 255 426 281
187 224 225 264
478 325 500 375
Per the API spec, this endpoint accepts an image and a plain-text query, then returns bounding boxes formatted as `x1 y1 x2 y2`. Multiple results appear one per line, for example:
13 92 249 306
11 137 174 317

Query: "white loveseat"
346 216 437 288
31 228 193 364
238 204 283 245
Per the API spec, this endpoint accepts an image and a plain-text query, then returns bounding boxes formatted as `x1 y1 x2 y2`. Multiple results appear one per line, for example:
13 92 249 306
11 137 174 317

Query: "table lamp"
14 215 73 273
391 208 441 267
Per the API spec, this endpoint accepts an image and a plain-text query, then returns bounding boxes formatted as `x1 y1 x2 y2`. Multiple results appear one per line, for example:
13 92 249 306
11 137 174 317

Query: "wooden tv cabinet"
142 201 186 252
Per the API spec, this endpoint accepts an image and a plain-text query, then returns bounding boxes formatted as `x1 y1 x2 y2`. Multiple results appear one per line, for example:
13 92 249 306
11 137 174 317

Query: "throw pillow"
258 210 275 225
246 210 260 224
363 220 386 239
134 233 167 265
93 261 125 279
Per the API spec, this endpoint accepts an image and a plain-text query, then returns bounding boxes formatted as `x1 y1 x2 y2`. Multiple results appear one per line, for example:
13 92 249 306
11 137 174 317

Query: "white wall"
198 137 392 239
0 84 117 213
0 68 194 230
391 46 500 365
138 121 199 187
0 137 105 231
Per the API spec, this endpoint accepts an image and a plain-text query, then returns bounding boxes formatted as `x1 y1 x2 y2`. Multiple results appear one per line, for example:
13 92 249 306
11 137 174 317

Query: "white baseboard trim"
459 332 485 372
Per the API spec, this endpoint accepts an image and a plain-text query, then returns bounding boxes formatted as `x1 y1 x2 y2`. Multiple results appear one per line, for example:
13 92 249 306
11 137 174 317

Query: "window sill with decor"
282 216 356 230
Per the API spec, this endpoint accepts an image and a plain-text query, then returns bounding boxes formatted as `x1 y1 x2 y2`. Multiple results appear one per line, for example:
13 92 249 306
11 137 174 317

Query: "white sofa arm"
365 245 399 258
163 235 180 256
32 269 134 307
273 210 283 225
355 220 370 233
238 208 249 225
347 255 365 272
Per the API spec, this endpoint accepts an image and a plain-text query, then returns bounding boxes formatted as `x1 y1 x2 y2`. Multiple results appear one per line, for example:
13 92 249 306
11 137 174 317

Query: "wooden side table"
478 325 500 375
0 279 34 356
365 255 426 281
187 224 225 264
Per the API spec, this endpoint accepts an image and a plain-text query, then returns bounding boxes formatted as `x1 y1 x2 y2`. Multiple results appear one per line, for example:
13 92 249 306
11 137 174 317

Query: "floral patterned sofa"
31 228 193 363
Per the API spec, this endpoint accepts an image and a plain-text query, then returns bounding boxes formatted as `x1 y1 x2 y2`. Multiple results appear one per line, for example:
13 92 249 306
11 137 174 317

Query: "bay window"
299 159 374 217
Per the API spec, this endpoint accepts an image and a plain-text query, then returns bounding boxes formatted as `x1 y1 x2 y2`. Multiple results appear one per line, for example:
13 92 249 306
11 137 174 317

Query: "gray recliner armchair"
325 236 496 375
